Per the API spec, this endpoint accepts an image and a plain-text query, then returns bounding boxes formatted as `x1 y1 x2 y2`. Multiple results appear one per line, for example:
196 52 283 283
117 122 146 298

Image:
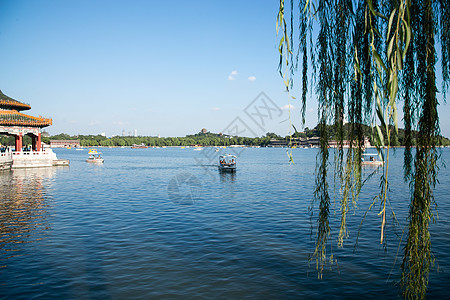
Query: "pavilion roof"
0 110 52 127
0 90 31 111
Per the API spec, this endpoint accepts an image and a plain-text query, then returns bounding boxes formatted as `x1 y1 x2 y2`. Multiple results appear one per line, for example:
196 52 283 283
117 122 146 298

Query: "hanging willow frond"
277 0 443 296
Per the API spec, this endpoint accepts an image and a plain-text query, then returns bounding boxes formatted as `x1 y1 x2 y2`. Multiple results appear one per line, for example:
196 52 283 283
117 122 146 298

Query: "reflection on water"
0 148 448 298
0 168 55 269
219 170 236 183
11 167 58 180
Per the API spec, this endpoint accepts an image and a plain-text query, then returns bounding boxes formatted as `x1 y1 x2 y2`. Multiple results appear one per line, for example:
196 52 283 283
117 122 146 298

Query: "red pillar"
37 132 42 151
15 135 19 151
19 133 23 151
15 133 23 151
32 135 37 151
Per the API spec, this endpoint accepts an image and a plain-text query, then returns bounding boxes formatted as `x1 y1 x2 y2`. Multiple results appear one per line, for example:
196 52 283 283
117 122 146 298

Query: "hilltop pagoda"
0 90 52 151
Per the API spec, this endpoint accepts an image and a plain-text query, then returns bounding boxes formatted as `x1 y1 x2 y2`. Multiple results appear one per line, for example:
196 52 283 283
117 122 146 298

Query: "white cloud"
248 76 256 81
228 70 238 80
281 104 295 110
211 107 220 111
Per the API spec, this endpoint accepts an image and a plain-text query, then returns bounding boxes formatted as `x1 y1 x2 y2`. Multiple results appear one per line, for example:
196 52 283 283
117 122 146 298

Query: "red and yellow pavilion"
0 90 52 151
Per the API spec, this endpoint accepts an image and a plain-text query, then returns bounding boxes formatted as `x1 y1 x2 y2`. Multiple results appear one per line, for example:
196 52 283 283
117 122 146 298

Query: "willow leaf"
387 36 395 60
366 0 388 20
375 89 386 129
279 36 285 54
373 50 387 73
387 8 398 39
402 21 411 59
393 103 399 134
376 124 385 147
396 47 403 70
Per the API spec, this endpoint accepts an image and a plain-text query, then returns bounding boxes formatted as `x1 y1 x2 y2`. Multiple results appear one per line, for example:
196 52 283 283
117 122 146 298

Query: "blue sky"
0 1 449 138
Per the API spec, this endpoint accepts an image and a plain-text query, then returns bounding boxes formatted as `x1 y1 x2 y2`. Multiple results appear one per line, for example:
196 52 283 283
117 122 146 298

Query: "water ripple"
0 148 448 298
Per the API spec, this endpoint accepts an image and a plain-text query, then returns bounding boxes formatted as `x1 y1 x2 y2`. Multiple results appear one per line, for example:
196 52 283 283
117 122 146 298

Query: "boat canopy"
219 154 236 159
88 149 101 154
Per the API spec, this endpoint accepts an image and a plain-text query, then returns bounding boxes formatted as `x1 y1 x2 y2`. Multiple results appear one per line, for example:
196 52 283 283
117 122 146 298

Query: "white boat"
131 143 148 149
218 154 236 172
361 153 383 166
86 149 104 163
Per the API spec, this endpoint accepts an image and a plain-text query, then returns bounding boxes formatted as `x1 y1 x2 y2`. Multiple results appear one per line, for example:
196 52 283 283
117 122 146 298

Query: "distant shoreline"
2 126 450 148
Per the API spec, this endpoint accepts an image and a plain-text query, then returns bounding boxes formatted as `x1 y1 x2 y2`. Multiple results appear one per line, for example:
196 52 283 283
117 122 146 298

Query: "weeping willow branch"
277 0 444 297
312 116 332 278
366 0 411 244
401 0 440 297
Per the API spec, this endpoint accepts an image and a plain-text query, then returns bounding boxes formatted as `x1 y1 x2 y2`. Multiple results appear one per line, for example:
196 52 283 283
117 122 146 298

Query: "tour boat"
361 153 383 166
218 154 236 172
131 143 148 149
86 149 104 163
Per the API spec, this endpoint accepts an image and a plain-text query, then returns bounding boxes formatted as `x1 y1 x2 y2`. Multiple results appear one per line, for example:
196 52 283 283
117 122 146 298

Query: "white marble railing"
10 149 58 169
12 150 53 157
0 151 11 156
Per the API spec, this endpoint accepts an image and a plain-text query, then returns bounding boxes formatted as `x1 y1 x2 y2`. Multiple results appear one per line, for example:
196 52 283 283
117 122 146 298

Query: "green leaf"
387 36 394 60
403 22 411 58
373 50 387 73
376 103 386 130
375 85 387 129
396 47 403 70
278 36 285 54
387 8 397 39
389 73 398 106
366 0 388 20
376 124 385 147
393 103 399 134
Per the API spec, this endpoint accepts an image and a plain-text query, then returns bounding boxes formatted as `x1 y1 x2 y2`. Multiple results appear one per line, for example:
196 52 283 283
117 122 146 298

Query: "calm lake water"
0 147 449 299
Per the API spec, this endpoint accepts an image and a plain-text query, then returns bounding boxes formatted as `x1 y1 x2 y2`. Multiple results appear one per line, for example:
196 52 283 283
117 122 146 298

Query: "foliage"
277 0 447 297
2 127 448 148
39 131 274 147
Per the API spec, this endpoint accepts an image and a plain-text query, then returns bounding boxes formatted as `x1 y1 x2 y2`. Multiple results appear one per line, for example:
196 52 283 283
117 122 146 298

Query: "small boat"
131 143 148 149
361 153 383 166
86 149 104 163
218 154 237 172
53 159 70 166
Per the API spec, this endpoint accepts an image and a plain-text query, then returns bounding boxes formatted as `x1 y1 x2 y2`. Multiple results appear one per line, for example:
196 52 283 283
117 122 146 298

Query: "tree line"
1 126 448 147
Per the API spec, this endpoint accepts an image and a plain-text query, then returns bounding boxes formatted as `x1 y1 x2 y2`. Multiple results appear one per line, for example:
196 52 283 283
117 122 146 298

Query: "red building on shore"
0 90 52 151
